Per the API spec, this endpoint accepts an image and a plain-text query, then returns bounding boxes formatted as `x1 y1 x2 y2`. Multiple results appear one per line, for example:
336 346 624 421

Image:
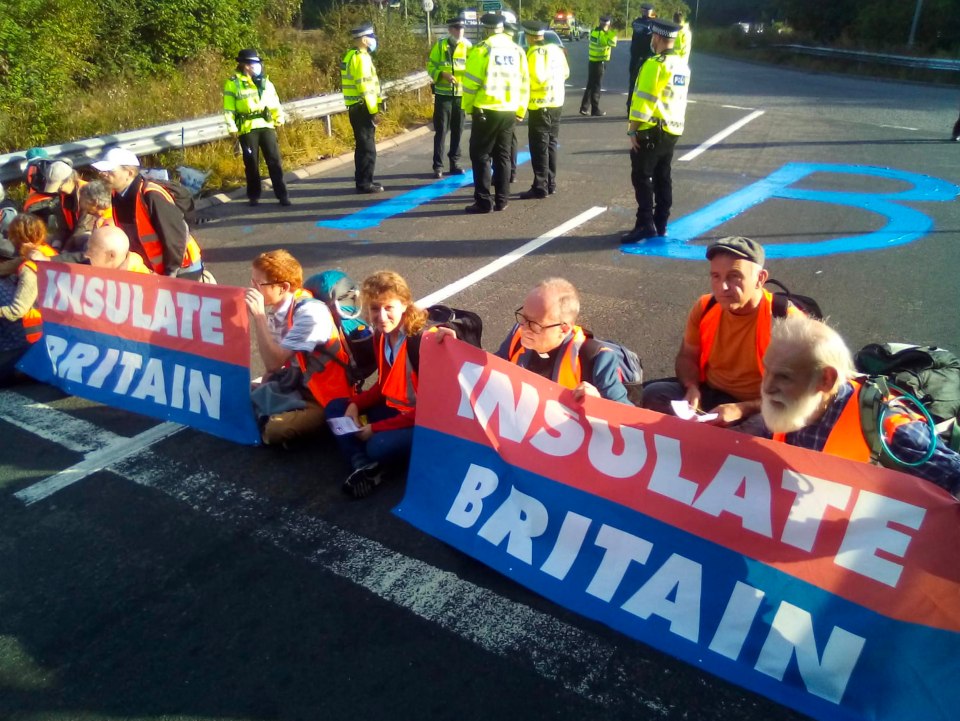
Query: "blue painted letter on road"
622 163 959 259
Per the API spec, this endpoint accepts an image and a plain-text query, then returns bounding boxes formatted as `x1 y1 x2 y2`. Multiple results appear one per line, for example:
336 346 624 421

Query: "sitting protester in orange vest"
245 249 353 448
22 156 66 247
762 314 960 497
92 148 204 280
61 179 116 254
643 236 801 429
496 277 632 404
83 226 152 274
325 270 429 498
0 214 57 352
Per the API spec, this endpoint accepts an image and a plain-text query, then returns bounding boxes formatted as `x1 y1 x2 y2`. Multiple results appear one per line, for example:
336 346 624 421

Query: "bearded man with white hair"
761 314 960 496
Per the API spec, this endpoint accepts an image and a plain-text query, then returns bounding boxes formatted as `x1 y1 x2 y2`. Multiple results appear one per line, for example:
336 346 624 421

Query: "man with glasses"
246 249 352 447
496 278 631 404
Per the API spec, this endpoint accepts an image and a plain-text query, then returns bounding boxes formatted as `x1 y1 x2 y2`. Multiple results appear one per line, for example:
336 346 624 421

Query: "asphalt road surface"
2 40 958 721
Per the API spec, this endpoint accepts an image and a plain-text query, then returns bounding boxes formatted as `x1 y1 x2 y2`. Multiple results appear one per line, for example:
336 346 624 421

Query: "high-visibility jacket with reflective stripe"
341 48 381 114
133 182 202 276
697 290 775 383
507 325 587 390
378 332 418 412
527 42 570 109
287 290 352 407
18 243 57 343
675 23 693 61
462 32 530 116
629 50 690 135
588 28 618 62
427 36 472 96
223 73 285 135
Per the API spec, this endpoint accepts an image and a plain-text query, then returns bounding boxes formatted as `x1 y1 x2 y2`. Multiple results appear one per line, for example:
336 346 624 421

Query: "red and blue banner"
18 262 260 444
396 336 960 721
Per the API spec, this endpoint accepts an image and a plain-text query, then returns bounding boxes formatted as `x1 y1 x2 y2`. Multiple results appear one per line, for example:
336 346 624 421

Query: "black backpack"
147 178 197 224
854 343 960 465
426 304 483 348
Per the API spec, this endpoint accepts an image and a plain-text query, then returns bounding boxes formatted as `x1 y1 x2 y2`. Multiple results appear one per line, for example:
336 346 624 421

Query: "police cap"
599 15 612 24
650 19 681 38
236 49 261 64
351 22 376 39
522 20 547 36
479 13 504 29
447 17 466 28
640 3 655 10
706 237 765 266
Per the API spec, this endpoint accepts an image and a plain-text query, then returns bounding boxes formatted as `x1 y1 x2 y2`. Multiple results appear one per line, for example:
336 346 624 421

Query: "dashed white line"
679 109 766 162
879 124 918 131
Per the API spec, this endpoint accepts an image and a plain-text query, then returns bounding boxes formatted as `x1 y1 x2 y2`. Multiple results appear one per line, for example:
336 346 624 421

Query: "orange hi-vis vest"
59 179 88 232
507 325 587 390
378 332 418 413
18 242 58 344
287 290 352 406
23 191 55 213
772 380 918 463
697 290 775 383
133 181 202 275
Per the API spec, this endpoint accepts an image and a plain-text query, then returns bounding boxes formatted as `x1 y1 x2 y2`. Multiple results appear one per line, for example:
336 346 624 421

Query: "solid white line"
14 421 182 506
879 124 918 131
416 206 607 307
679 109 765 162
0 391 120 454
720 104 755 111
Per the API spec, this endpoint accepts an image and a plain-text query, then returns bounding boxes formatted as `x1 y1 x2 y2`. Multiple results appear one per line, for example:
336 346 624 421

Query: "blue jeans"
326 397 415 470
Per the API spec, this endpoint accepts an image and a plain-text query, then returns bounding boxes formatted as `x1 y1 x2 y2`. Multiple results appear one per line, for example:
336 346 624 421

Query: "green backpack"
854 343 960 468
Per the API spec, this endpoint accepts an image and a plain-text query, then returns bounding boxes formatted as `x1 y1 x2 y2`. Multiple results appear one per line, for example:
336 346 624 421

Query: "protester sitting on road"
761 314 960 496
65 179 116 253
496 278 632 404
22 154 66 247
83 226 152 273
245 249 353 449
325 271 429 498
0 215 57 367
40 160 93 253
92 148 205 280
643 237 800 429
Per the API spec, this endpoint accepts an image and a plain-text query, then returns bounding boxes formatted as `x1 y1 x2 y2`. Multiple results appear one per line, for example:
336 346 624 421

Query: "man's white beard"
762 387 826 434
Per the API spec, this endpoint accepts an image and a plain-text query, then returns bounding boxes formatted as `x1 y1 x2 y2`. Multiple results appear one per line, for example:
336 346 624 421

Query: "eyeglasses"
514 308 565 334
252 278 283 289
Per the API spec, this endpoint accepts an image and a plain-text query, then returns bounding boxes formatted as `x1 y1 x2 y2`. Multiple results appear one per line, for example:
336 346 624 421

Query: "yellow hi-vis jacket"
223 73 285 136
527 42 570 109
341 47 382 114
629 50 690 135
588 27 618 62
675 22 693 61
462 32 529 117
427 36 472 96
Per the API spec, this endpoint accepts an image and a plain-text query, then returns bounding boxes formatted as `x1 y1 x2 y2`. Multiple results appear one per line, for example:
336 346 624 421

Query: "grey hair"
537 277 580 324
770 314 854 391
79 179 112 211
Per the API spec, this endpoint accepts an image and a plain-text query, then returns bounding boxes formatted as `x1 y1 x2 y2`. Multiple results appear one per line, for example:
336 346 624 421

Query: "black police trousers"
469 109 515 208
432 95 465 171
239 127 288 202
349 103 377 189
581 61 605 114
527 106 561 195
630 125 679 234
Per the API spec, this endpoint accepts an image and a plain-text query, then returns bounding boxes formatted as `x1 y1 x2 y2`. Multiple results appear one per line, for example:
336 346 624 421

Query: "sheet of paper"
327 416 362 435
670 400 719 423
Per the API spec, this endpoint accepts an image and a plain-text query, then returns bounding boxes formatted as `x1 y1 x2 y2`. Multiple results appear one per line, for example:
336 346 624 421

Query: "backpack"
702 278 823 320
148 178 197 224
303 271 377 389
854 343 960 461
581 330 644 406
426 304 483 348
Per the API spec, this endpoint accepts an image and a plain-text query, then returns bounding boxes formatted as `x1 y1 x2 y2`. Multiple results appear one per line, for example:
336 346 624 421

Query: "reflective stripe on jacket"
462 32 530 116
428 36 472 96
588 28 618 62
287 289 352 407
223 73 285 135
377 332 418 412
507 325 586 389
629 50 690 135
697 290 774 384
527 42 570 109
341 48 382 114
133 182 202 275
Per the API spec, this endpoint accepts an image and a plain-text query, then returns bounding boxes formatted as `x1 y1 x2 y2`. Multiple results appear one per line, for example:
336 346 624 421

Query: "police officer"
428 18 472 178
342 23 385 194
674 11 692 61
628 3 656 110
462 13 529 214
521 21 570 199
622 19 690 244
224 49 290 207
579 16 617 117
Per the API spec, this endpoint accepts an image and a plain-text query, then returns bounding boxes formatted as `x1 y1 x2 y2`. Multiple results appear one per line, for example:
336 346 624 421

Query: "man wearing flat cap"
642 237 801 428
462 13 529 213
579 16 617 117
622 18 689 244
628 3 656 109
342 23 385 193
427 18 472 179
521 21 569 199
224 49 290 207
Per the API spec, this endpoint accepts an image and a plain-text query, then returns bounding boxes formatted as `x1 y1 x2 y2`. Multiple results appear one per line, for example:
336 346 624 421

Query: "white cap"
43 161 75 194
92 147 140 171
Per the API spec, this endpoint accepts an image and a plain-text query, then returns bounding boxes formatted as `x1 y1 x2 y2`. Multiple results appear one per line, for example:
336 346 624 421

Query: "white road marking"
879 124 918 131
417 206 607 307
0 391 120 454
720 104 755 110
679 109 766 162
